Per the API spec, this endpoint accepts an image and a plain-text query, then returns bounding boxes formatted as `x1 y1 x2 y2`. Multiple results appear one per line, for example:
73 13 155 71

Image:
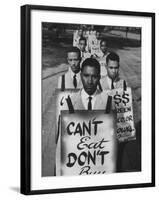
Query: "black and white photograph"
42 22 141 177
20 5 155 194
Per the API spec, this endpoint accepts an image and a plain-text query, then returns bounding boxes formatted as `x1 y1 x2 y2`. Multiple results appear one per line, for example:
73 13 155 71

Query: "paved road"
106 30 141 41
42 64 68 176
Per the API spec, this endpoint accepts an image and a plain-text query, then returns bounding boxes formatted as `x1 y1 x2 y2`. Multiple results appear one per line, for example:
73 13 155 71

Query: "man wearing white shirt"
58 47 83 90
78 37 91 64
73 28 83 47
94 39 109 77
64 58 109 110
96 39 109 58
80 88 98 110
56 58 112 176
100 52 125 90
90 31 101 55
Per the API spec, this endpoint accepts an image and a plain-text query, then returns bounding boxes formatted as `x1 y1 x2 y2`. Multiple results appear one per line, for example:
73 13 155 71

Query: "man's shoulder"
93 89 109 110
70 90 81 101
96 89 108 100
57 64 69 76
58 66 74 89
61 68 72 78
101 75 125 82
115 77 125 86
68 90 83 110
100 75 109 83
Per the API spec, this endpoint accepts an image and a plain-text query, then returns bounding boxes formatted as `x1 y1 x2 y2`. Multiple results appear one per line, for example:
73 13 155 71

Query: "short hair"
100 38 107 46
67 46 81 58
106 52 120 64
79 37 87 44
81 58 100 74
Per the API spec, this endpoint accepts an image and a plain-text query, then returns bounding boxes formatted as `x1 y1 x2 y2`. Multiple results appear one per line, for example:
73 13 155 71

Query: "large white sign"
57 111 117 176
111 87 136 142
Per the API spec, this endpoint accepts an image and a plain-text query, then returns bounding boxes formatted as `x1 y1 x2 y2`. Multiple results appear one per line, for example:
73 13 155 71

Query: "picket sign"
90 42 100 55
56 111 117 176
55 89 80 176
110 87 136 142
55 89 80 115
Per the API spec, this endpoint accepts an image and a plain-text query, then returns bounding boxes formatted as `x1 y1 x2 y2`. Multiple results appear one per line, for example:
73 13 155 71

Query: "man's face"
79 40 86 52
96 32 100 40
100 41 107 54
107 60 119 80
81 65 100 95
67 52 81 74
78 29 83 37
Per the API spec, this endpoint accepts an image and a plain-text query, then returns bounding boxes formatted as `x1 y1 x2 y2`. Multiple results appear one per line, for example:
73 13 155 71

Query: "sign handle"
61 74 65 91
105 95 112 114
66 95 75 113
123 80 127 91
55 115 61 144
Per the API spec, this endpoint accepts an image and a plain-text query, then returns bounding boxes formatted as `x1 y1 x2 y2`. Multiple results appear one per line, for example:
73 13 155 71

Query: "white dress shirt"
105 76 118 89
96 51 109 77
70 68 81 84
57 67 82 89
81 89 98 110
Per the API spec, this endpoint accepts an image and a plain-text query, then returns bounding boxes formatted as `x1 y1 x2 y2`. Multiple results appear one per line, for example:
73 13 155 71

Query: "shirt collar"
81 88 98 100
69 67 80 79
107 75 120 83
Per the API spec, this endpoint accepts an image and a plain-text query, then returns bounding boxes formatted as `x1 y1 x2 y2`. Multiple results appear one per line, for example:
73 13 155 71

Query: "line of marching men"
55 28 139 175
57 27 125 111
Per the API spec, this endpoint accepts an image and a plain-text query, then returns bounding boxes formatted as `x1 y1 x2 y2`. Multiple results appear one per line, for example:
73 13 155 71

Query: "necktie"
111 80 114 89
73 74 77 88
88 96 92 111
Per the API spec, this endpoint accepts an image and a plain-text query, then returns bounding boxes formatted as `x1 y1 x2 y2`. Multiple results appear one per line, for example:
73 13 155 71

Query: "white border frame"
30 9 152 191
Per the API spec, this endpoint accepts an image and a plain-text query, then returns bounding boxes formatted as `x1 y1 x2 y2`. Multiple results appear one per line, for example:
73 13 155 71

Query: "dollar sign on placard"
113 91 121 107
122 92 129 106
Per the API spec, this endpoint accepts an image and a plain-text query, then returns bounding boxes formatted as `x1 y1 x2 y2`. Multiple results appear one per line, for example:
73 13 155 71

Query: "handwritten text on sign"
60 111 117 176
112 87 136 142
55 89 80 116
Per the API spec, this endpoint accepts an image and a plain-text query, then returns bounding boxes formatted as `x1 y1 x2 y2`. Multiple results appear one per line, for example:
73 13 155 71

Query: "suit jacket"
58 69 83 90
100 75 125 90
65 89 109 111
